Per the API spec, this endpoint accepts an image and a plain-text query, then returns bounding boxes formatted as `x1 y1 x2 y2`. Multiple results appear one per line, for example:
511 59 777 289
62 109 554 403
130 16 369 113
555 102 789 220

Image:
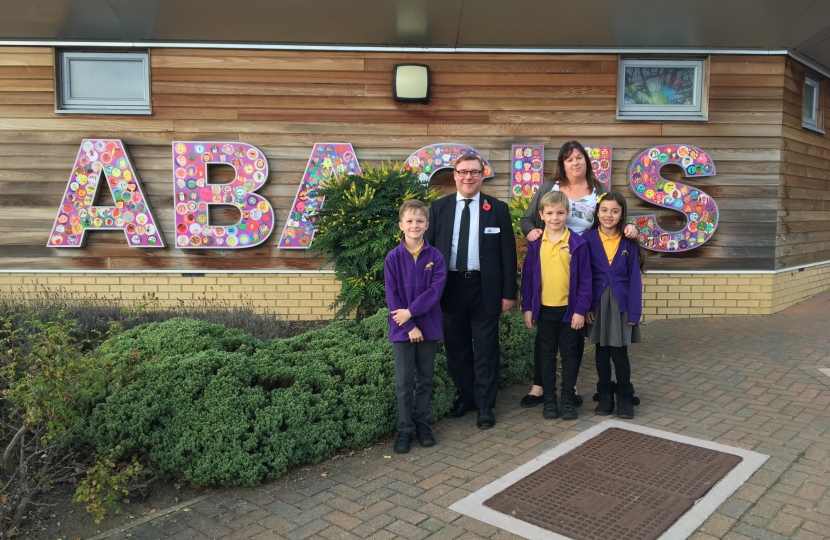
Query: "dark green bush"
84 310 534 487
97 317 263 361
498 311 537 388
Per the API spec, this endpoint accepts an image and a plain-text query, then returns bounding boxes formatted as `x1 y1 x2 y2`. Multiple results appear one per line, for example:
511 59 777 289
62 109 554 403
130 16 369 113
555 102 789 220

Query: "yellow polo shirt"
599 230 621 265
540 228 571 307
406 239 425 262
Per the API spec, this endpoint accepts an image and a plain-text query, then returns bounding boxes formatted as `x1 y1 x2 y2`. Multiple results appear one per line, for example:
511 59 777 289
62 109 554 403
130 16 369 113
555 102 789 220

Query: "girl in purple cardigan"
582 192 643 419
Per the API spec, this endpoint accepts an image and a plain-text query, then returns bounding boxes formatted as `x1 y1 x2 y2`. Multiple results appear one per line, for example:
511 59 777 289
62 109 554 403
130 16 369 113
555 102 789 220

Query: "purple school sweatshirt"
384 240 446 342
582 229 643 324
520 230 592 323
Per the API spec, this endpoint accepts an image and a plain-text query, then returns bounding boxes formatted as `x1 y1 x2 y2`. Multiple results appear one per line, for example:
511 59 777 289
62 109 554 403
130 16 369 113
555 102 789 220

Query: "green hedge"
83 311 534 487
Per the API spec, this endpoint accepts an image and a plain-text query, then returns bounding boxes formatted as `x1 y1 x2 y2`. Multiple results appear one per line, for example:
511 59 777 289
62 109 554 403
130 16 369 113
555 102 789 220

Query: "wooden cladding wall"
0 48 788 271
778 57 830 269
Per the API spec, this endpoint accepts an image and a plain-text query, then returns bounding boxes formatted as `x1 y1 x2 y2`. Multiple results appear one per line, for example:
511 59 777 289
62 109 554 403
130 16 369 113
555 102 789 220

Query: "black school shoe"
394 432 413 453
477 408 496 429
520 394 545 408
415 424 436 447
560 397 578 420
445 400 476 418
543 399 559 419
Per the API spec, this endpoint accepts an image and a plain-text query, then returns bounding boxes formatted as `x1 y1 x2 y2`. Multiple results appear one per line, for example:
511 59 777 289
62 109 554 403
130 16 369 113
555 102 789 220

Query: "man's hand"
571 313 585 330
502 299 515 313
527 228 543 242
623 223 637 239
523 311 535 329
391 308 412 326
586 311 595 324
408 327 423 342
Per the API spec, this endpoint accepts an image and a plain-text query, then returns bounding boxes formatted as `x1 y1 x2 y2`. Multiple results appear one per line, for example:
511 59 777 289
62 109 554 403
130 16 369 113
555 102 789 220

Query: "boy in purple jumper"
385 199 446 454
521 191 592 420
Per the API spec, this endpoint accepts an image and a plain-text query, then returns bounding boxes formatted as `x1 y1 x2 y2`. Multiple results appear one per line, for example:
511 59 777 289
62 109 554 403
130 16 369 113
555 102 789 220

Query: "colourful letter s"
629 144 719 252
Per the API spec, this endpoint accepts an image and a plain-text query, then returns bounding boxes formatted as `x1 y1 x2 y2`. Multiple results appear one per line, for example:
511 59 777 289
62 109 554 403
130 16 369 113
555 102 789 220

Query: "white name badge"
484 227 500 234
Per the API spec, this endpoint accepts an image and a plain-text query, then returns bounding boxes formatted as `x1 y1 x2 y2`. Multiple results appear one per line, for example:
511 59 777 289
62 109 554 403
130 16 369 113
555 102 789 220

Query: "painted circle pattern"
47 139 163 248
173 142 274 249
403 144 493 184
628 144 719 252
278 143 361 249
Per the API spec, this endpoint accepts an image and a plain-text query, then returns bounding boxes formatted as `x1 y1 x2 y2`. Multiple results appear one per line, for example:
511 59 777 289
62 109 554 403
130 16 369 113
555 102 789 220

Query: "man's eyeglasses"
454 169 482 178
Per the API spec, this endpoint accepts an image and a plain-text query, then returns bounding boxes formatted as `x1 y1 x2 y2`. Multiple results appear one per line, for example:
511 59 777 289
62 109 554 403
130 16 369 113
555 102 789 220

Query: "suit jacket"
425 192 517 315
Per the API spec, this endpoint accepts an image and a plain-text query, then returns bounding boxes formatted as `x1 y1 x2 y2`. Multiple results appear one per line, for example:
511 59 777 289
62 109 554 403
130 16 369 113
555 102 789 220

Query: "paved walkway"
94 290 830 540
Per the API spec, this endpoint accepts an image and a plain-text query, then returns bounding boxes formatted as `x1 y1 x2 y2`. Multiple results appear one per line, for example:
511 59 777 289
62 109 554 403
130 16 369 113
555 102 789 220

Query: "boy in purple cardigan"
384 199 446 454
520 191 592 420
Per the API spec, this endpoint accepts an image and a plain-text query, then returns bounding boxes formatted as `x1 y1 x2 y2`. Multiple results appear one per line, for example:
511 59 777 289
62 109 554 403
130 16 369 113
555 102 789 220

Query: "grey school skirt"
588 285 641 347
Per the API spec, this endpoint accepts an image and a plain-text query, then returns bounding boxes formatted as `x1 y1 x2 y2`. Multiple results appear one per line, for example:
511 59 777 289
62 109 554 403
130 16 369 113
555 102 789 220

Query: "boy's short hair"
539 190 569 212
399 199 429 220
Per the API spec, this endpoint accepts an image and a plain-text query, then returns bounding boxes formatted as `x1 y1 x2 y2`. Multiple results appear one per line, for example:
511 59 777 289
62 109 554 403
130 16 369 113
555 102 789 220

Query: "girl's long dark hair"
592 191 645 272
556 140 605 195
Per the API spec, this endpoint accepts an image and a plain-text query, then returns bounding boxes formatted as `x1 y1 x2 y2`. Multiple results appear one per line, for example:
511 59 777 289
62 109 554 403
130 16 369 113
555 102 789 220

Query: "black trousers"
441 273 501 409
537 306 582 400
533 328 584 386
393 340 438 433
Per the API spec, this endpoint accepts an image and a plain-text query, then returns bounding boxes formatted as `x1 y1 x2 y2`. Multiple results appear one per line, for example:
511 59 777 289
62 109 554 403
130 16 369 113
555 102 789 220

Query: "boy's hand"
391 308 412 326
571 313 585 330
586 311 594 324
408 327 423 342
523 311 536 329
527 228 543 242
623 224 638 239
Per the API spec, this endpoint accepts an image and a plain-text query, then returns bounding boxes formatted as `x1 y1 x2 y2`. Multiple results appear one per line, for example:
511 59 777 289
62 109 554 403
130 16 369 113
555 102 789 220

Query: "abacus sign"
46 139 720 253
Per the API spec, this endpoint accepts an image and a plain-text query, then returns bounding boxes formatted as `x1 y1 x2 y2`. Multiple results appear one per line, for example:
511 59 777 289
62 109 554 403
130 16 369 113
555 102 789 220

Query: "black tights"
596 345 630 387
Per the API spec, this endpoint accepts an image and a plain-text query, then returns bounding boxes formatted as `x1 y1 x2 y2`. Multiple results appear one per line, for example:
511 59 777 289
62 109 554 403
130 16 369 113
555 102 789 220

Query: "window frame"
55 50 152 115
617 58 708 121
802 74 824 134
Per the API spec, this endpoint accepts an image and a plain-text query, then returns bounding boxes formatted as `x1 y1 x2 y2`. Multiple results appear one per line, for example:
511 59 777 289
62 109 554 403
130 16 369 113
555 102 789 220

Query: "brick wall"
0 272 340 320
642 273 775 319
771 262 830 312
642 262 830 320
2 265 829 321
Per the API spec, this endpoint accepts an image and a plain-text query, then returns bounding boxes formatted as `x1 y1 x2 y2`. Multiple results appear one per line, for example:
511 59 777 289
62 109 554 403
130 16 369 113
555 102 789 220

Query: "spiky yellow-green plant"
310 160 439 320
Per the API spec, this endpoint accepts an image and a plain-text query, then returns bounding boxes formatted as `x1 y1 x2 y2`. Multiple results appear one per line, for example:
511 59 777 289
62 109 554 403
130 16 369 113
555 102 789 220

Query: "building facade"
0 46 828 319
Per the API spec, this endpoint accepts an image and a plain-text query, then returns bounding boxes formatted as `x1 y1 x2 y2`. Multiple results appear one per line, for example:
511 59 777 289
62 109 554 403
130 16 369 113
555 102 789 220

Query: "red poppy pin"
482 199 491 211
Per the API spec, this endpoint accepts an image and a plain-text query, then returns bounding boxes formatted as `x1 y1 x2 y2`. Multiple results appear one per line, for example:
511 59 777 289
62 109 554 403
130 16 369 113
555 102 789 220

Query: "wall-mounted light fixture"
393 64 430 103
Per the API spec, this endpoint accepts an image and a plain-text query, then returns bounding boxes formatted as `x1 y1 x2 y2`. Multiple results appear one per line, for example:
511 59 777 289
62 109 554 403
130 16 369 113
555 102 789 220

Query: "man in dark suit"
424 154 517 429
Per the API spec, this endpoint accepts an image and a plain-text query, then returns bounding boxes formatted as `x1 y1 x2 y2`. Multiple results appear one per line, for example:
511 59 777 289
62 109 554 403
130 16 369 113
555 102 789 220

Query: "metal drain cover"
484 427 743 540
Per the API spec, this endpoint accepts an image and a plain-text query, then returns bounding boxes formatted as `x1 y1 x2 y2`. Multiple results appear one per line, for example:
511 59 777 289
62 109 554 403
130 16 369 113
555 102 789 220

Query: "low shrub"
0 310 144 534
0 286 326 344
83 309 534 487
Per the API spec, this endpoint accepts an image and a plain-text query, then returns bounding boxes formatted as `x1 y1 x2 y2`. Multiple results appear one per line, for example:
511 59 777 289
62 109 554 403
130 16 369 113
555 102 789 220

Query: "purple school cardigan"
384 240 446 342
520 230 592 323
582 229 643 324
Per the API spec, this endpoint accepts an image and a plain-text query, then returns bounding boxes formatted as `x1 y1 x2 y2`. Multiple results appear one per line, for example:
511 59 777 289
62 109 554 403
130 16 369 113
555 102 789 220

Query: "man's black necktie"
456 198 472 272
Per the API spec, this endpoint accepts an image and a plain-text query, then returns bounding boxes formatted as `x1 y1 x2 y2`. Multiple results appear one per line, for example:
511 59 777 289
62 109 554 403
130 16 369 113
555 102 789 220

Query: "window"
617 58 707 121
56 51 151 114
802 75 824 134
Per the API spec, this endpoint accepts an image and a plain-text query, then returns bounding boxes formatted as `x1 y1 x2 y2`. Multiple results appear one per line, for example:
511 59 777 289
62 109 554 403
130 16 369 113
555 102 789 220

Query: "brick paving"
97 290 830 540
